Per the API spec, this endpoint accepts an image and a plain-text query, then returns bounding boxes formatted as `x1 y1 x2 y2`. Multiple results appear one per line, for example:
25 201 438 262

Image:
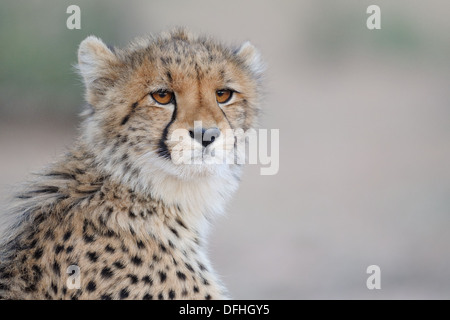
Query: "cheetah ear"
77 36 118 90
235 41 265 79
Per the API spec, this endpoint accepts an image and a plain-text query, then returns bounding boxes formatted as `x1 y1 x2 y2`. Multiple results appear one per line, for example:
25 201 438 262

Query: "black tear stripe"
121 102 138 126
158 102 178 160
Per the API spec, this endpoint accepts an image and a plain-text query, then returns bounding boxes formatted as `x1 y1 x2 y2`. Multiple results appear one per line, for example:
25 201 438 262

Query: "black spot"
0 270 11 280
52 261 61 276
45 171 76 180
158 271 167 283
70 293 79 300
166 71 172 82
120 288 129 299
198 263 207 271
33 247 44 259
121 244 129 253
202 277 210 286
104 230 116 238
205 294 212 300
129 209 136 218
219 69 226 80
17 194 31 200
123 162 132 173
176 271 186 281
185 263 194 273
143 293 153 300
44 230 55 240
136 240 145 249
121 114 131 126
159 243 167 253
158 292 164 300
142 275 153 285
50 282 58 294
63 231 72 241
182 289 188 297
127 274 139 284
131 255 142 266
66 246 74 253
193 285 199 293
101 294 112 300
168 290 176 300
74 167 85 175
86 251 99 262
83 234 95 243
54 244 64 254
33 213 45 224
86 280 96 292
20 272 30 283
160 57 172 65
168 240 175 249
152 254 161 262
169 227 179 238
28 239 38 249
113 261 125 269
82 219 89 232
0 283 9 291
62 287 67 295
176 218 187 229
121 102 138 126
32 265 42 280
35 186 60 194
105 244 115 253
101 267 114 279
25 284 37 292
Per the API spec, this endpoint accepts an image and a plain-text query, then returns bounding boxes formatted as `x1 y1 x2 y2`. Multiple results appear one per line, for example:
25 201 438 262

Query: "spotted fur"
0 29 263 300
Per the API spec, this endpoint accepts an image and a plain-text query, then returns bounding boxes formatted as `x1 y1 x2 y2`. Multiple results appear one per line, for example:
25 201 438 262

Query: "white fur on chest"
103 147 242 237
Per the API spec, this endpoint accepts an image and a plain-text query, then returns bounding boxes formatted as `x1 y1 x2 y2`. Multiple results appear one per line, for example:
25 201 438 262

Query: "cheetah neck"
80 142 242 238
144 165 241 232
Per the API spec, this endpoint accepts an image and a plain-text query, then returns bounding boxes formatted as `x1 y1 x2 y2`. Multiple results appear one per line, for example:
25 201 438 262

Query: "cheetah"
0 28 263 300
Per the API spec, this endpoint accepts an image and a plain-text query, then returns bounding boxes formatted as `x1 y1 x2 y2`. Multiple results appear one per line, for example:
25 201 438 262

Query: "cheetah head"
77 29 263 190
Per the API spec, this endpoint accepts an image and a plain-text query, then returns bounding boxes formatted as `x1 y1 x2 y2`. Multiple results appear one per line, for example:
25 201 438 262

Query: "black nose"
189 127 221 148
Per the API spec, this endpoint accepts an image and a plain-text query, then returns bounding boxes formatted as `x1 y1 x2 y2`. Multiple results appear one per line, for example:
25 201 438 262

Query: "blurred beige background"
1 0 450 299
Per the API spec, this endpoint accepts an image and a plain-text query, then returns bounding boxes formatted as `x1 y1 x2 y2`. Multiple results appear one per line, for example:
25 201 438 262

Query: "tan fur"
0 29 263 300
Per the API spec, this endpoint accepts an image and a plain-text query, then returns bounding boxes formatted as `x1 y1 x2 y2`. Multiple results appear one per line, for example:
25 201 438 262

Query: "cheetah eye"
151 91 174 105
216 89 233 104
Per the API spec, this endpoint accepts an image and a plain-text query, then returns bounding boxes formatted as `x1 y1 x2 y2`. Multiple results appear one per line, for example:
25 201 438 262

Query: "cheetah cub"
0 29 263 300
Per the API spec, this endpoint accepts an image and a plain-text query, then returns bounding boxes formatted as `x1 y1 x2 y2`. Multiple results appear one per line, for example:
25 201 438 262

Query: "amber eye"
151 91 174 105
216 89 233 104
